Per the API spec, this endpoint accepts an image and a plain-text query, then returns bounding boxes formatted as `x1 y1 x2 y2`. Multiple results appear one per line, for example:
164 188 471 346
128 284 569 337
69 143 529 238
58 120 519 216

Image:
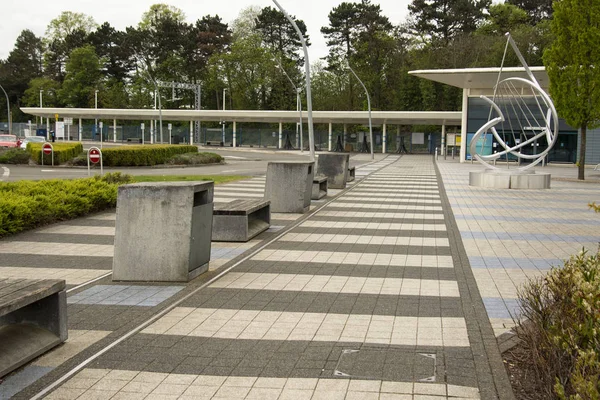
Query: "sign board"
54 114 59 120
141 123 145 130
55 121 65 138
446 133 456 146
412 132 425 145
455 135 462 145
64 118 73 124
168 123 172 130
89 148 101 164
99 122 103 129
42 143 52 155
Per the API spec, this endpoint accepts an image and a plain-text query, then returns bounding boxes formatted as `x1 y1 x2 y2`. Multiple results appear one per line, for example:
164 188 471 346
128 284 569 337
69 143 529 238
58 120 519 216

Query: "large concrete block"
470 170 551 189
265 161 315 213
316 154 350 189
113 181 214 282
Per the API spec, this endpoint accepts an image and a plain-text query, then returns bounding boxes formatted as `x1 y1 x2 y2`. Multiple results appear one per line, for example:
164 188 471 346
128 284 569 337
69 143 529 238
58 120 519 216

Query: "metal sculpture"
470 33 559 171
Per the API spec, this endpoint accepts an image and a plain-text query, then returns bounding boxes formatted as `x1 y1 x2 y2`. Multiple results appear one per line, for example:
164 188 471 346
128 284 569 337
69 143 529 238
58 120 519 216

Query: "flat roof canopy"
409 66 549 90
21 108 461 126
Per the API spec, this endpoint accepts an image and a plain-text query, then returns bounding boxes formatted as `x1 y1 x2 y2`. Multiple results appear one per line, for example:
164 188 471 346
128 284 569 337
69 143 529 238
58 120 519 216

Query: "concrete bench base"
312 176 328 200
348 166 356 182
0 279 67 378
317 154 349 189
213 200 271 242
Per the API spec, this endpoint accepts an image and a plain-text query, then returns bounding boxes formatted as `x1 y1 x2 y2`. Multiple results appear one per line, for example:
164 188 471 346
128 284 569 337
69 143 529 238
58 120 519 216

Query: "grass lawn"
131 175 248 185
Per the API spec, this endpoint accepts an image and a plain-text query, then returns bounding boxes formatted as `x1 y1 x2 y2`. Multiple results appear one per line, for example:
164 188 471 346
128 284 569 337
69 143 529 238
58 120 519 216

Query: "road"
1 147 385 181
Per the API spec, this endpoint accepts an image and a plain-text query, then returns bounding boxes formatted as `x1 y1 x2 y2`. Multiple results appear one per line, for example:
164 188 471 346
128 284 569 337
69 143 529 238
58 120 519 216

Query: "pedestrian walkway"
1 155 516 400
437 160 600 336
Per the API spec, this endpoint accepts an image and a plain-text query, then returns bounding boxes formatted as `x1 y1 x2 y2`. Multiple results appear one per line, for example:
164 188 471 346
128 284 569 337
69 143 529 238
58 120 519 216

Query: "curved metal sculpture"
470 33 559 171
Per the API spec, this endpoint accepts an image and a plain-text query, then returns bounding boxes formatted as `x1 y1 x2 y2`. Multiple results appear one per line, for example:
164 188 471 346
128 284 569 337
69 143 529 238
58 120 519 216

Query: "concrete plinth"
469 169 551 189
265 161 315 213
113 181 214 282
317 154 350 189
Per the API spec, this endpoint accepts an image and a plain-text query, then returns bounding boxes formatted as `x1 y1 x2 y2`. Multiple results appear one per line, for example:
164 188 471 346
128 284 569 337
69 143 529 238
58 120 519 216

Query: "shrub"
0 172 133 238
515 249 600 399
99 145 198 166
168 152 223 165
0 148 31 164
27 142 84 165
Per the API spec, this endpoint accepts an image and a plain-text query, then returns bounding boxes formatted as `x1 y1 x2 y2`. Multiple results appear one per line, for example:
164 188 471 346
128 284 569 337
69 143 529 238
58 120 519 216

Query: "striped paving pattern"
82 155 489 399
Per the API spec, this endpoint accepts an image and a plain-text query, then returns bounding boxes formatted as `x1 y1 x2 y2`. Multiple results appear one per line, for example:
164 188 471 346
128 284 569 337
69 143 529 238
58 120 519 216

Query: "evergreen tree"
543 0 600 180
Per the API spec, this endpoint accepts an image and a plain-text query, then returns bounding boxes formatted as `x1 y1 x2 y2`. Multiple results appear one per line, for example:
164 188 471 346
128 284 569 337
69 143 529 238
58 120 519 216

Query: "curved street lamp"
0 84 11 135
346 63 374 160
275 63 303 152
271 0 315 161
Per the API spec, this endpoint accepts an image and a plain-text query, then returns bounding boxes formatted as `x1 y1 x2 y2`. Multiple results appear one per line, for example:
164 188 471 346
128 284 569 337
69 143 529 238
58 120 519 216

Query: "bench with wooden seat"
206 141 224 147
212 199 271 242
312 176 328 200
0 278 67 378
348 166 356 182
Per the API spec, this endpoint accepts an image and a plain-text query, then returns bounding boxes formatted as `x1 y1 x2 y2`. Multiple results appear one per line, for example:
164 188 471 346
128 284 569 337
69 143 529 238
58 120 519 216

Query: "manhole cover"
333 347 437 382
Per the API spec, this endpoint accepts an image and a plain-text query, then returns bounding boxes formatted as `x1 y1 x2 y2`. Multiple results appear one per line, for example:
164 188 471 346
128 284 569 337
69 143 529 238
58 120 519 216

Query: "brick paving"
0 155 525 400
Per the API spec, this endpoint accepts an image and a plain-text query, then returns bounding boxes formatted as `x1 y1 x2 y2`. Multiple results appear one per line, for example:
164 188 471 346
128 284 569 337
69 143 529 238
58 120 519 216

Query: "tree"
507 0 553 23
0 30 44 121
22 77 61 107
255 6 310 66
59 45 102 107
88 22 135 81
45 11 97 43
543 0 600 180
477 3 529 36
408 0 491 45
138 3 185 29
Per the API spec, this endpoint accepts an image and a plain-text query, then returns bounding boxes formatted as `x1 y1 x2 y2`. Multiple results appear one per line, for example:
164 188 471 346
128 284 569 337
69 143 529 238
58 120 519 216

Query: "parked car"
20 136 46 149
0 134 19 148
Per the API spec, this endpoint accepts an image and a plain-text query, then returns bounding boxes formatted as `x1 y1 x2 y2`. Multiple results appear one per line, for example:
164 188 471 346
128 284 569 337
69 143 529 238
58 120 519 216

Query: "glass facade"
466 97 578 163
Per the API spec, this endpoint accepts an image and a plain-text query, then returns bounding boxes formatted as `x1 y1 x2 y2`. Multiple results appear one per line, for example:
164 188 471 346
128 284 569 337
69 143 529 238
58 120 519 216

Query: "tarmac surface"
1 153 599 400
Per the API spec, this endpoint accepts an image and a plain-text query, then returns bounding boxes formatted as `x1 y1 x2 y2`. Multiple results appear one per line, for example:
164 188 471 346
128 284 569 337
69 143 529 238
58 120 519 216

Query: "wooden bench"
206 141 224 147
312 176 328 200
213 199 271 242
0 278 67 378
127 137 142 143
348 166 356 182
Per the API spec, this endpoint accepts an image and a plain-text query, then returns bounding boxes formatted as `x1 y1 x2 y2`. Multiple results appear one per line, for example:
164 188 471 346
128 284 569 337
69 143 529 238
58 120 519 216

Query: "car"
19 136 46 149
0 134 19 148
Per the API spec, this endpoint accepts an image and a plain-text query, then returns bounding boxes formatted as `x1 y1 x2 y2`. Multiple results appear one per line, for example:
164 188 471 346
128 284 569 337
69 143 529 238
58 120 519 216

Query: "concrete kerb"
29 155 394 400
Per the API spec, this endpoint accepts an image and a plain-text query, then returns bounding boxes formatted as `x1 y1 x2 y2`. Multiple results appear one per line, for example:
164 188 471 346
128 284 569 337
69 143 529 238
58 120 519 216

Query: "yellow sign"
54 114 59 120
455 135 462 145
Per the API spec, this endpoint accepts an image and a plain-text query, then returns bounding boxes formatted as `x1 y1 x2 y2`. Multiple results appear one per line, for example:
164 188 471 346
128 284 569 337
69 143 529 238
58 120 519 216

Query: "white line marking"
0 166 9 180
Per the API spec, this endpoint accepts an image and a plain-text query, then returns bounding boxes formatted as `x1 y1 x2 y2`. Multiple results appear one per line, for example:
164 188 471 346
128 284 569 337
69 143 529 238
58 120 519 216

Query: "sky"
0 0 413 62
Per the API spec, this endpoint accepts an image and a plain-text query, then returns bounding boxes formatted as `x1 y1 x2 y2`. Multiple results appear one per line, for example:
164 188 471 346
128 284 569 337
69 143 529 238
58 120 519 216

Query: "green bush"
100 145 198 166
27 142 84 165
0 148 31 164
0 172 133 238
168 152 223 165
516 249 600 399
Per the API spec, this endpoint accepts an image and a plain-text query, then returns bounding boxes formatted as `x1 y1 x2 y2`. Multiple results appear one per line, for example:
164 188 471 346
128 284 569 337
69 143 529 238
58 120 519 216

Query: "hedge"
0 148 30 164
167 152 223 165
27 142 84 165
0 172 133 238
100 145 198 166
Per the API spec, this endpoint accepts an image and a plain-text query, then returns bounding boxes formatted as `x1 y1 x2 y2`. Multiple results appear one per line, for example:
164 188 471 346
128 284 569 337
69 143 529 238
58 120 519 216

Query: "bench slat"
0 279 39 299
0 279 65 317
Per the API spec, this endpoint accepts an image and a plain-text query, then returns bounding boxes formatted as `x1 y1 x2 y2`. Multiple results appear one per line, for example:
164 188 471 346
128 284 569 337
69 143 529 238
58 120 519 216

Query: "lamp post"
271 0 315 161
275 64 303 152
95 90 99 142
0 84 11 135
222 88 227 144
347 63 374 160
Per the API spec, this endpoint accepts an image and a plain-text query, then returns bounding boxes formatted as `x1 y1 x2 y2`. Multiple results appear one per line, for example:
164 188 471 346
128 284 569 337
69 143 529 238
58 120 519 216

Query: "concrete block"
113 181 214 282
213 200 270 242
316 154 350 189
470 170 551 189
265 161 314 213
312 176 328 200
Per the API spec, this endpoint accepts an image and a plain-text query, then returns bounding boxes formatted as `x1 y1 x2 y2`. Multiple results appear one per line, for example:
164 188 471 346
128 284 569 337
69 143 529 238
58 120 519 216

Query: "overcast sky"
0 0 414 62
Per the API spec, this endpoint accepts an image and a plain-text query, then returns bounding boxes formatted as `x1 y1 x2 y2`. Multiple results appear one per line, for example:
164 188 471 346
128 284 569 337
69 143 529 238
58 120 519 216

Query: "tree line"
0 0 553 124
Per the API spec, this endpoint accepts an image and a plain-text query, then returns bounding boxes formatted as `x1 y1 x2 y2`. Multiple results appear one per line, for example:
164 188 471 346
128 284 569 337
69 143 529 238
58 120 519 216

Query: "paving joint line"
29 155 396 399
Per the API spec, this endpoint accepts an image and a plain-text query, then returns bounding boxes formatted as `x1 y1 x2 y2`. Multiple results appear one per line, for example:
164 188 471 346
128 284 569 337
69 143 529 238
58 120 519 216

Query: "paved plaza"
1 154 599 399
